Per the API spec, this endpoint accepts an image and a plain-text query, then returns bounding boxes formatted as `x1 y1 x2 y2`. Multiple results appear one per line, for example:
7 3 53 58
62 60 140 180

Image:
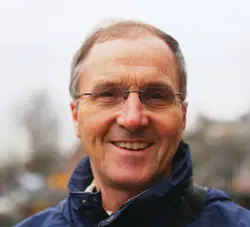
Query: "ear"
182 102 188 129
181 102 188 138
70 101 80 138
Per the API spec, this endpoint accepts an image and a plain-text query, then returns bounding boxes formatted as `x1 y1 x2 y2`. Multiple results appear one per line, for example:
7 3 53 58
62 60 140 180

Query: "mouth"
111 141 152 151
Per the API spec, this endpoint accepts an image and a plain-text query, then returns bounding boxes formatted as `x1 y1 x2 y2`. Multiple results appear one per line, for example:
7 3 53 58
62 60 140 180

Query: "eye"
145 88 169 101
150 91 166 100
99 90 117 97
94 88 122 104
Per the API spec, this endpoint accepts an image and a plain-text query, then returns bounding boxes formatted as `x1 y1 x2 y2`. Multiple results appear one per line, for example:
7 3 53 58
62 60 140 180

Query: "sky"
0 0 250 164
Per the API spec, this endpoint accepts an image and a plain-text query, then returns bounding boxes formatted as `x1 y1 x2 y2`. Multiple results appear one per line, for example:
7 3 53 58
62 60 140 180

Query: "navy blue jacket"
15 142 250 226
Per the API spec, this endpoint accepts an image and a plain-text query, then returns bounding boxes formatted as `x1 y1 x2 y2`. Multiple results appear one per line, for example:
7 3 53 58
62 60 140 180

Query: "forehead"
79 36 179 90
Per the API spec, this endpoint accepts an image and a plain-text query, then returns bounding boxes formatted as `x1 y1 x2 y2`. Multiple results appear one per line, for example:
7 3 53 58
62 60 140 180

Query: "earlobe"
70 101 80 138
70 101 78 122
183 101 188 114
74 122 80 138
182 103 188 130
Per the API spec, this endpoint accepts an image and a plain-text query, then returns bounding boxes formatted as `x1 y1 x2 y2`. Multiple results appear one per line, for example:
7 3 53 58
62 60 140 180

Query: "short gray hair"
69 20 187 100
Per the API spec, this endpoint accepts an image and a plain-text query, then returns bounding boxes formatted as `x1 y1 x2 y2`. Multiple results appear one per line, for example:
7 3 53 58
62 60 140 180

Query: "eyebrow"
91 80 124 90
90 80 176 92
141 81 175 92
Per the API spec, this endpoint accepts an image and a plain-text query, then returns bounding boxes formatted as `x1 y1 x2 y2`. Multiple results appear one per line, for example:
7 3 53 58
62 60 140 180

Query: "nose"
117 92 149 131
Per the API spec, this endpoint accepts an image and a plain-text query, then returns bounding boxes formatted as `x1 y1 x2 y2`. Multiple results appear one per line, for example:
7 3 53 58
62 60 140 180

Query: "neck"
90 165 147 212
90 162 171 212
99 183 145 212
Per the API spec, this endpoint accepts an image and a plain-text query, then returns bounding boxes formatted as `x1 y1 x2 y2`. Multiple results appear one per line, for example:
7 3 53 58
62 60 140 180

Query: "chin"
106 169 154 189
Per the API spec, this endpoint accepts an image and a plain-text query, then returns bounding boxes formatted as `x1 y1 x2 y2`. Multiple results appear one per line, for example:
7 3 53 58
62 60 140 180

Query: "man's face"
71 35 186 189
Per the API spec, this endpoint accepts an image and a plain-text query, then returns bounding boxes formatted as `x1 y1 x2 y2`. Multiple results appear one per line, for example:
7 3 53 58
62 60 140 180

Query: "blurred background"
0 0 250 226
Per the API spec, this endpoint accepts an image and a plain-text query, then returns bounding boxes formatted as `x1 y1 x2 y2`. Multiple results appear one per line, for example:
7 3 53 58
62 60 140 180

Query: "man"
16 20 250 227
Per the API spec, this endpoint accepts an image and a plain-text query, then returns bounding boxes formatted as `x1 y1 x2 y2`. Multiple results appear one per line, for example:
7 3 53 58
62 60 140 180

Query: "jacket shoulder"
14 200 70 227
191 187 250 227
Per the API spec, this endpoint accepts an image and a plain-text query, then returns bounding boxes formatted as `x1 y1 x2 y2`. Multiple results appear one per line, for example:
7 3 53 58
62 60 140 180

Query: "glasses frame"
74 88 186 107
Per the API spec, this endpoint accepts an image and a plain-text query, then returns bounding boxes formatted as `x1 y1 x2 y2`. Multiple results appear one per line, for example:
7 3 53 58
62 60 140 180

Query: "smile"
112 142 151 150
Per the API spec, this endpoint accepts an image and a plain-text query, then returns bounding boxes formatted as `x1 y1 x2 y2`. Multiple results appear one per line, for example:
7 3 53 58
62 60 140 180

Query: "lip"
111 140 153 143
109 142 154 156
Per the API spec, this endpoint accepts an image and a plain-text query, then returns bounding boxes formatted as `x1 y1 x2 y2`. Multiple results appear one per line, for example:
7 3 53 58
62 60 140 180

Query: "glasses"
75 87 184 110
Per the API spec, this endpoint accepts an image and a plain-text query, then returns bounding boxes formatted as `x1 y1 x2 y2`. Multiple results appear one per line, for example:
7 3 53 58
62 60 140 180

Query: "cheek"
153 111 183 172
78 104 116 143
154 111 184 138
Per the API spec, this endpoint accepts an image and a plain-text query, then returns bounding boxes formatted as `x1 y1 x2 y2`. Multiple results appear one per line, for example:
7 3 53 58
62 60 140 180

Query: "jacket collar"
68 155 93 193
64 141 193 225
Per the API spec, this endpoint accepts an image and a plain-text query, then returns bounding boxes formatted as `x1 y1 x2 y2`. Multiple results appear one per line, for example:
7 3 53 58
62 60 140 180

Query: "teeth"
139 143 147 149
133 142 140 150
114 142 150 150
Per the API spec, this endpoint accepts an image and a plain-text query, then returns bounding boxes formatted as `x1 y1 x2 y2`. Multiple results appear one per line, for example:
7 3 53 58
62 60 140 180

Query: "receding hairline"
83 34 177 69
70 20 187 100
93 25 168 44
78 36 180 98
73 22 179 70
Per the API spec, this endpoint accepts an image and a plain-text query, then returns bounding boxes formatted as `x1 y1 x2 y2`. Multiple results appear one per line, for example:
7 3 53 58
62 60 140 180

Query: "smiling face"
71 35 186 190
